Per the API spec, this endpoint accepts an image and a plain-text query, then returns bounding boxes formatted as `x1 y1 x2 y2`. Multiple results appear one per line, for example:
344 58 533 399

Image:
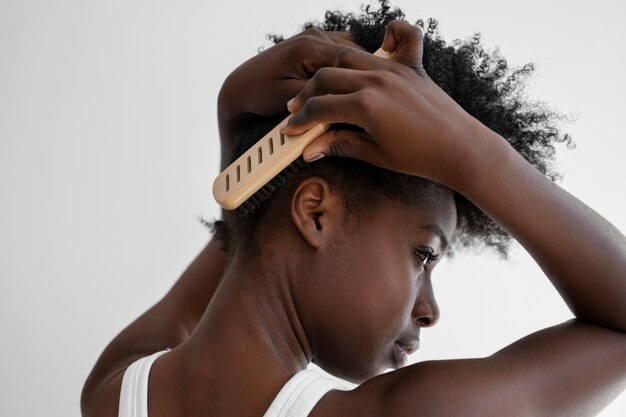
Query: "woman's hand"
285 22 626 337
282 21 485 190
218 28 363 169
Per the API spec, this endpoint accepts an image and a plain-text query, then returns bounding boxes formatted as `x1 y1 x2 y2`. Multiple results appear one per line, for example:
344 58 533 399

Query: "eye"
413 247 440 267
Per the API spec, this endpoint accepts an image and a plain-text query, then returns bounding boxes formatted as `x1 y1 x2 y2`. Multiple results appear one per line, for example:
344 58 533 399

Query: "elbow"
80 369 122 417
573 310 626 334
81 373 101 417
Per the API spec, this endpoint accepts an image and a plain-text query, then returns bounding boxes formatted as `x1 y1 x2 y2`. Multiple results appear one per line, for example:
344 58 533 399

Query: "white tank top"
118 350 353 417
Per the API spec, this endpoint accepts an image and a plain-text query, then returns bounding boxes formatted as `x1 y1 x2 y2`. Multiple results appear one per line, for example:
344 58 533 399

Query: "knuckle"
292 29 324 49
354 90 375 116
388 20 403 30
303 27 324 37
415 24 425 39
329 140 345 156
300 72 325 100
296 35 317 50
298 97 321 123
406 22 420 35
368 70 390 88
391 20 423 39
313 67 331 85
335 46 356 66
303 96 321 116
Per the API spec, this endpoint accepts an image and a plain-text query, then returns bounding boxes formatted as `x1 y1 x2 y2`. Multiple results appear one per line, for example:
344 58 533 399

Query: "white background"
1 0 625 415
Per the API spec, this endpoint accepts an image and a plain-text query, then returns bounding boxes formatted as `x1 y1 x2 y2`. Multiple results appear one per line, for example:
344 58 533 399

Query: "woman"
82 3 626 416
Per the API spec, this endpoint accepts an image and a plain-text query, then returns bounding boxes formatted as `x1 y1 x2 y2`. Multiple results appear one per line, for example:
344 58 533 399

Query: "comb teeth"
235 157 310 217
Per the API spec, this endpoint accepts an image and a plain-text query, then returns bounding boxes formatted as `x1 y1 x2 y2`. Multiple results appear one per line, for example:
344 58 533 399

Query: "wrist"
443 119 515 198
217 83 239 124
217 67 253 124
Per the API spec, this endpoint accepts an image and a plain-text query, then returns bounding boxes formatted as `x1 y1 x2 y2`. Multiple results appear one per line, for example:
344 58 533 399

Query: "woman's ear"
290 176 343 249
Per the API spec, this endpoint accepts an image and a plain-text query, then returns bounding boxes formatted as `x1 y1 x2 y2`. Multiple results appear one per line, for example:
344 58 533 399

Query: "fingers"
324 31 354 40
289 28 363 73
381 20 425 71
334 46 390 70
280 21 426 135
294 28 387 71
264 78 307 114
297 28 362 49
288 67 370 114
302 129 377 162
326 31 366 51
282 92 368 135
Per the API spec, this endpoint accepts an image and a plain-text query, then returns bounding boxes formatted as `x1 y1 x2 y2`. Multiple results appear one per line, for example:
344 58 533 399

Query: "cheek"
355 237 415 304
331 244 416 345
318 273 415 380
357 242 417 311
310 233 418 379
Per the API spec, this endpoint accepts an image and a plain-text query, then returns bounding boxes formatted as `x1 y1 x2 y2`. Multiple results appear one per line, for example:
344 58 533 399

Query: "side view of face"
291 178 457 383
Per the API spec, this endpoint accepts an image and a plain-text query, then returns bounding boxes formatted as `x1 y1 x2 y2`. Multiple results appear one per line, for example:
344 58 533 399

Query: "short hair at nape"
208 0 573 259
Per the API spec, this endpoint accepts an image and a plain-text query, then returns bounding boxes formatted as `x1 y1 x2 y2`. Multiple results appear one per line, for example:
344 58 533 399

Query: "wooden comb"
213 47 393 211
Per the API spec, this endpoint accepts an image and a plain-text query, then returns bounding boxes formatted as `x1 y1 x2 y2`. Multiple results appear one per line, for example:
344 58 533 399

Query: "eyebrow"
419 224 450 253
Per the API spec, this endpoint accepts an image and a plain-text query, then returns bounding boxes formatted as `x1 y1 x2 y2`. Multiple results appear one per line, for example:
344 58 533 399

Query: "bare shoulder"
312 320 626 417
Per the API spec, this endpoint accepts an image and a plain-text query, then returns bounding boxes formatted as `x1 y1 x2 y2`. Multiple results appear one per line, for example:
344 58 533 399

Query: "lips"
393 340 420 368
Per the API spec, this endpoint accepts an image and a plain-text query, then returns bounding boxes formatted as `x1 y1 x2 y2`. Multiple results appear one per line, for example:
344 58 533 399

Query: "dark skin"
81 28 367 415
217 28 364 170
82 22 626 417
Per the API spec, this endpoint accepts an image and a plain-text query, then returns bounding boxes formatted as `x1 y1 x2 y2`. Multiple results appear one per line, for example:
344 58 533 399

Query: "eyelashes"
413 246 440 267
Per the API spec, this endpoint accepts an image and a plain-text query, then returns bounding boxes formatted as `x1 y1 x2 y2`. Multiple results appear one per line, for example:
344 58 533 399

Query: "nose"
412 275 440 327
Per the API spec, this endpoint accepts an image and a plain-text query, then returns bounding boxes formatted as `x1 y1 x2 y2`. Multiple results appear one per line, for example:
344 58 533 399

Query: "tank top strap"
264 369 355 417
118 350 168 417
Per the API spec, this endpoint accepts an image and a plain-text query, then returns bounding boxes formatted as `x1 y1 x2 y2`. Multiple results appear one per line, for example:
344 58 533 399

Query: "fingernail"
279 120 289 133
306 153 326 162
287 97 295 111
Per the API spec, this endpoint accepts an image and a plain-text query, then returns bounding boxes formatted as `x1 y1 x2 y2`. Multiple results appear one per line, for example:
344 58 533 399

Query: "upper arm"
81 237 227 417
313 320 626 417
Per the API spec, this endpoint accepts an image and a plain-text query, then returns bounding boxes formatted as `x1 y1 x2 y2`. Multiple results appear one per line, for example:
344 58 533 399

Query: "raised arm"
81 236 227 416
81 29 367 417
217 28 364 169
284 21 626 333
283 21 626 416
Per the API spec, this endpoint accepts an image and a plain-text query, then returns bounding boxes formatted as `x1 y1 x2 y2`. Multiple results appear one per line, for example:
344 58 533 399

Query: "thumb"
381 20 425 72
302 130 375 163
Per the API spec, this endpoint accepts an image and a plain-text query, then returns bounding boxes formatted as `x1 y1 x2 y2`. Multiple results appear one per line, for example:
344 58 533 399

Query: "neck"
214 249 313 369
167 247 313 414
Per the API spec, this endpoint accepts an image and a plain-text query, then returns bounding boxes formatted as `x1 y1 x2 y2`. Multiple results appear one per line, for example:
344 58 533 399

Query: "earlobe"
290 177 339 249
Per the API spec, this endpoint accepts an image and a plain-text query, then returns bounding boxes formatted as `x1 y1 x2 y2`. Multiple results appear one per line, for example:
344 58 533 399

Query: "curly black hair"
210 0 572 258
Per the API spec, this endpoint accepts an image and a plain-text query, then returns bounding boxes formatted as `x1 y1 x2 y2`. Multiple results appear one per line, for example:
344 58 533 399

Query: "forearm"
367 319 626 417
163 234 228 332
112 235 226 351
218 81 246 171
456 123 626 331
218 112 236 171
